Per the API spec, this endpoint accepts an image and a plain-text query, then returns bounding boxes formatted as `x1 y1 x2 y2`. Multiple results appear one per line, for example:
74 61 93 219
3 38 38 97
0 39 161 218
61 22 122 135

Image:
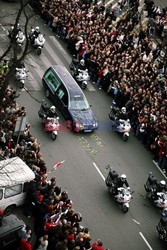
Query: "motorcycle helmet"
160 180 166 188
162 208 167 218
120 174 126 182
121 107 126 114
50 106 56 113
35 26 40 32
80 59 85 66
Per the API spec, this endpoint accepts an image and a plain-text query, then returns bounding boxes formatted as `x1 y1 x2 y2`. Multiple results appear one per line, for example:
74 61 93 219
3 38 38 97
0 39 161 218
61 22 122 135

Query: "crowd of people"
29 0 167 174
145 0 167 39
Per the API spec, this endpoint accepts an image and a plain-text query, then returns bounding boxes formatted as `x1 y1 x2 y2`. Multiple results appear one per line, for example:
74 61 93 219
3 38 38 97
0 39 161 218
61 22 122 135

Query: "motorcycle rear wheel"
122 134 128 142
37 48 42 55
81 82 87 89
52 132 57 140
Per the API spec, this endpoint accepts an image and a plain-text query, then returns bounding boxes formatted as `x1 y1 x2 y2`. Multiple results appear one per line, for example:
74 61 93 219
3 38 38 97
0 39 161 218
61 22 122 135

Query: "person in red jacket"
20 237 32 250
91 239 104 250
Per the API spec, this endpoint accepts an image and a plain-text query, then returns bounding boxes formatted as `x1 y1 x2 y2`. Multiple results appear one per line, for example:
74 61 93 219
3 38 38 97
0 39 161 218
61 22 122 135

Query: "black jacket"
117 177 129 188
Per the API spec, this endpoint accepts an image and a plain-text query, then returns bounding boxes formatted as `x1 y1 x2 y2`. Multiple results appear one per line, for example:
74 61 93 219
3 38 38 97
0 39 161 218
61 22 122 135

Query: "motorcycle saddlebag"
38 110 45 118
109 170 118 179
148 174 157 185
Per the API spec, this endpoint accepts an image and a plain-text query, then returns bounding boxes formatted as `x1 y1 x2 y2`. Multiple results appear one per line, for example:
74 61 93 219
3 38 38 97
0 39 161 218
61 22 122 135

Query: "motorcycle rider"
78 59 87 72
157 208 167 233
117 174 129 188
8 23 21 41
46 106 58 118
115 107 128 121
114 174 130 195
31 26 40 45
113 107 129 130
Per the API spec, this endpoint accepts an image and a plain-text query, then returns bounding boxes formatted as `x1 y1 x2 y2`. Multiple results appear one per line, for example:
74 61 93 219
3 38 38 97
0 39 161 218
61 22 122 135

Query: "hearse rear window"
44 69 61 92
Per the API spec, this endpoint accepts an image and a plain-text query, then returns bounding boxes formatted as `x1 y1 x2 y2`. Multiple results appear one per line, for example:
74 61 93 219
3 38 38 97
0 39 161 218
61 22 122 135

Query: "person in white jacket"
36 235 48 250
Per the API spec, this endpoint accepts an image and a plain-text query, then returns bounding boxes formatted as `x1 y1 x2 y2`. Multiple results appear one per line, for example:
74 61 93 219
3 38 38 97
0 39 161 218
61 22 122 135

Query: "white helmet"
160 180 166 186
35 26 40 32
80 59 85 66
50 106 56 113
121 107 126 114
120 174 126 182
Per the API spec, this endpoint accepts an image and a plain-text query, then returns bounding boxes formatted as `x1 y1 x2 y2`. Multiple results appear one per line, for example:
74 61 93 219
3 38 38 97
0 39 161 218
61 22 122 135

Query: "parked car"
42 65 98 132
0 214 24 250
0 157 35 216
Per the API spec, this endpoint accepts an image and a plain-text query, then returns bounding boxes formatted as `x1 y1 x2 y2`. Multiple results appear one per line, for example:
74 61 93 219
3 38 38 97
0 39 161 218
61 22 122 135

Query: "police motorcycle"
144 172 167 209
7 23 21 40
38 100 59 140
7 23 25 53
15 30 25 53
109 101 131 141
15 62 28 89
69 56 90 89
156 208 167 243
29 27 45 55
105 166 133 213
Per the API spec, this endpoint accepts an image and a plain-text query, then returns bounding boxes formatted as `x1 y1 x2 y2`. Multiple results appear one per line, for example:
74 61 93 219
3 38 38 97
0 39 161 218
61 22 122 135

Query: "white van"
0 157 35 215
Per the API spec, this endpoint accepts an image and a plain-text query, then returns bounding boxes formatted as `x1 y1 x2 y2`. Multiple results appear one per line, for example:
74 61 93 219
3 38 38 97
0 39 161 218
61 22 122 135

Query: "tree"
0 0 34 103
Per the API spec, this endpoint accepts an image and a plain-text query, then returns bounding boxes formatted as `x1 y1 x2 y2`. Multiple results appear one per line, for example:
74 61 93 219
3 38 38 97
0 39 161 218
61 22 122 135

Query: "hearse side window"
4 184 22 198
56 84 68 106
0 189 3 200
44 69 61 92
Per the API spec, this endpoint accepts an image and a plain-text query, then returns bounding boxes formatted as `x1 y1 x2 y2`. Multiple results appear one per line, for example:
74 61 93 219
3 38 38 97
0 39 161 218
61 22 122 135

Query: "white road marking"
139 232 153 250
28 4 33 10
44 39 64 65
27 54 44 79
26 71 42 90
93 162 105 181
132 219 140 225
87 81 96 91
152 160 167 179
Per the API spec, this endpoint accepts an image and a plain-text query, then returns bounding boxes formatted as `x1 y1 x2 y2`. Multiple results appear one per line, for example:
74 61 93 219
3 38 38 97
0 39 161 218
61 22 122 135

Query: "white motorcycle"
16 31 25 53
38 100 59 140
109 105 131 141
33 34 45 55
154 193 167 209
144 172 167 209
15 67 28 88
75 69 90 89
106 167 133 213
69 57 90 89
114 187 133 213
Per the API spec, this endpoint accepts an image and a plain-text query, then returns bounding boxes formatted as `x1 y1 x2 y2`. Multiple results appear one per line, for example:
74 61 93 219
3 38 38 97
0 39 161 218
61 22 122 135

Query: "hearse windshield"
69 95 90 110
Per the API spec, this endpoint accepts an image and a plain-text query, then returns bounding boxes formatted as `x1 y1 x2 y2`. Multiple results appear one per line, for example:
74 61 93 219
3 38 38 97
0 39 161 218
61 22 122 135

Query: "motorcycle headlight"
93 121 98 127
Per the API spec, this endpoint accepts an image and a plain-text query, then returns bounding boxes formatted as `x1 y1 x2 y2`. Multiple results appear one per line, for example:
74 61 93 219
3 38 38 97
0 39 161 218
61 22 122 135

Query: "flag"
48 160 65 174
53 160 65 169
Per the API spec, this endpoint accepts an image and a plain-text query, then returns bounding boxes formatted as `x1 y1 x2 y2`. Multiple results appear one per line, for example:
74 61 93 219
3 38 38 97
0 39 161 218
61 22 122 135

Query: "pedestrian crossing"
0 33 96 92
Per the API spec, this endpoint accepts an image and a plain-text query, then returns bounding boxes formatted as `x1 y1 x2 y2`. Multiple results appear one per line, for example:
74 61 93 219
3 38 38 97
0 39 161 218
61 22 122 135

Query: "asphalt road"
0 1 167 250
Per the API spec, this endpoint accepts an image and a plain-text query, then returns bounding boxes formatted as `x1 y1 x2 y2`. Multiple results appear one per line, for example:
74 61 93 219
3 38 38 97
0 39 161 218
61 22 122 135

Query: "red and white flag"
53 160 65 169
